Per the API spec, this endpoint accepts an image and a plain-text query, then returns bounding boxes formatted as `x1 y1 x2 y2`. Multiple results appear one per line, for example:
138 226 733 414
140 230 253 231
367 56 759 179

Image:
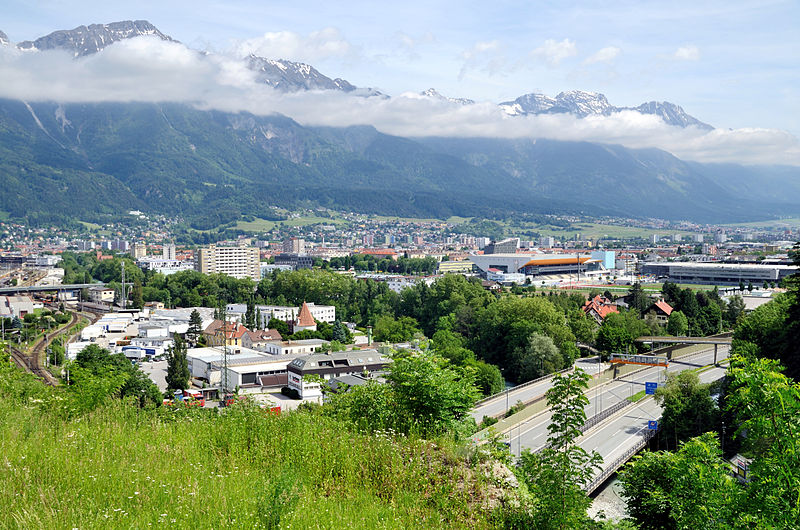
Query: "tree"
726 355 800 527
511 333 563 383
666 310 688 336
620 433 739 530
372 315 421 343
165 336 190 392
268 318 290 339
71 344 161 409
468 359 504 396
187 309 203 345
724 295 745 328
595 323 633 359
515 369 603 529
331 320 352 344
131 278 144 309
628 282 650 316
386 350 480 436
655 370 719 449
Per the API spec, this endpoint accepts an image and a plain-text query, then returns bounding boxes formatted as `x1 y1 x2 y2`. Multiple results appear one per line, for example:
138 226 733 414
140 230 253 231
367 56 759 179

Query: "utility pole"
120 261 126 310
220 304 229 399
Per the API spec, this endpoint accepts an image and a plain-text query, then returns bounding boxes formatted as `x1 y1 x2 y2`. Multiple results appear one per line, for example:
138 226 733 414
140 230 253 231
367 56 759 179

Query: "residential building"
581 295 619 324
274 253 313 270
163 243 176 260
646 300 673 325
287 349 391 399
195 245 260 280
88 286 115 304
282 237 305 254
133 242 147 259
538 236 555 248
483 238 519 254
263 338 328 356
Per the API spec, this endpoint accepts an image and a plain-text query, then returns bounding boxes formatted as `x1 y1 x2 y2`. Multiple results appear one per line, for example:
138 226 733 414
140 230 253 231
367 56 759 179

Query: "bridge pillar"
714 344 718 365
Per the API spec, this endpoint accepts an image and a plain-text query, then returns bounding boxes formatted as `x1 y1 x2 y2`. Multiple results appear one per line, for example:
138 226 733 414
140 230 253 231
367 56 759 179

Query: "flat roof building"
195 245 260 280
640 261 798 286
288 349 390 400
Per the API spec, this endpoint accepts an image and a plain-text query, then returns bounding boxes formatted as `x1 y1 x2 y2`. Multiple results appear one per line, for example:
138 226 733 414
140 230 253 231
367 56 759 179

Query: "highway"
504 346 729 457
472 357 600 423
579 364 728 491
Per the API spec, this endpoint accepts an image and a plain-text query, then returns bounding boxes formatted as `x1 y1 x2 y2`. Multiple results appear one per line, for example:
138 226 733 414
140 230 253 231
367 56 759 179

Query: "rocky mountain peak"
420 88 474 105
0 30 9 46
499 90 712 128
632 101 713 130
16 20 174 57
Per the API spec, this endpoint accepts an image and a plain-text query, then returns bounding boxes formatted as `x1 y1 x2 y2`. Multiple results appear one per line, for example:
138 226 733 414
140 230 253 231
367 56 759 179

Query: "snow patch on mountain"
500 90 712 129
16 20 175 57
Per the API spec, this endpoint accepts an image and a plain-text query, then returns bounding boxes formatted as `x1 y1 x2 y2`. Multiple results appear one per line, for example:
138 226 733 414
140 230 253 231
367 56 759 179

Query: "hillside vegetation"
0 361 502 528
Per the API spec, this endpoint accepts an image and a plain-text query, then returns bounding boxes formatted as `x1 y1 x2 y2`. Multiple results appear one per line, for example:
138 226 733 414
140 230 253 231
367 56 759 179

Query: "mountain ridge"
13 19 711 128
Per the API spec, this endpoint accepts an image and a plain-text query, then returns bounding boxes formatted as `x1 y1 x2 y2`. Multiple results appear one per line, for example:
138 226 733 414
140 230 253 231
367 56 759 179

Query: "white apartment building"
195 245 260 280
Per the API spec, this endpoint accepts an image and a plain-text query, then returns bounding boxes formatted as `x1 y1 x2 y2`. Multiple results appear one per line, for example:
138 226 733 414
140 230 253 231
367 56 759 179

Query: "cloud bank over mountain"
1 36 798 165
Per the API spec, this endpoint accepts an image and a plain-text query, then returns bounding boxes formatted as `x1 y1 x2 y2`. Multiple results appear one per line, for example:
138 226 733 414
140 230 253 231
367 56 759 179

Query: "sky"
2 0 799 165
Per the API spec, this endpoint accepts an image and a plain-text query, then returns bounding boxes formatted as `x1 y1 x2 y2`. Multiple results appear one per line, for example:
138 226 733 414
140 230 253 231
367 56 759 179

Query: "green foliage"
387 351 480 436
0 362 498 528
511 333 564 382
726 355 800 527
666 310 688 336
165 336 190 392
731 293 791 363
620 433 739 530
71 344 162 411
654 371 719 450
372 315 421 343
514 369 603 529
187 309 203 345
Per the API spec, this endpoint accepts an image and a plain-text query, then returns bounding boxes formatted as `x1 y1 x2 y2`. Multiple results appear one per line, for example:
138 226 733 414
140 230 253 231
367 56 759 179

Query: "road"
472 357 600 423
578 364 727 491
504 346 729 457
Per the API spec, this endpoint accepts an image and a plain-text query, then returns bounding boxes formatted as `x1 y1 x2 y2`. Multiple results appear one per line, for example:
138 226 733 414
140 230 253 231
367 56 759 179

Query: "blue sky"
4 0 799 133
2 0 799 164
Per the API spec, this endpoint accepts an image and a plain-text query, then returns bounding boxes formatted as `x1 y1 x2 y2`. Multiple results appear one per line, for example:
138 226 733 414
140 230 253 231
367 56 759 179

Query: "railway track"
7 310 82 386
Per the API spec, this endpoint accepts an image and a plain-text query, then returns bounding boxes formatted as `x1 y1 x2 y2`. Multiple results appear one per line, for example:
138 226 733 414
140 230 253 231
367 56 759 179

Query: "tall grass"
0 363 499 528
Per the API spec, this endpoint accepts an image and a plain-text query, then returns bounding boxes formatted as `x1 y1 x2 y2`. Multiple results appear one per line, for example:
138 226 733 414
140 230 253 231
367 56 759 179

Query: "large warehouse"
640 261 798 286
469 253 604 278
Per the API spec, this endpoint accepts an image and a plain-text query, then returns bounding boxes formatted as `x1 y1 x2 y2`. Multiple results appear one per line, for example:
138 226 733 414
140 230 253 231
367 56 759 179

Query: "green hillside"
0 363 502 528
1 99 798 228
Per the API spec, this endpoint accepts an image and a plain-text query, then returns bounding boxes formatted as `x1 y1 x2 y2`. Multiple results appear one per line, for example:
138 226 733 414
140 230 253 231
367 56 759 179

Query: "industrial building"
469 253 606 279
640 261 798 286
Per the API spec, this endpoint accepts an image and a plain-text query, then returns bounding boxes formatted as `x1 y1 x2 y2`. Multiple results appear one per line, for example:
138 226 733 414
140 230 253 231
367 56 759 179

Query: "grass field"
234 215 346 233
0 364 501 529
531 222 693 241
722 217 800 229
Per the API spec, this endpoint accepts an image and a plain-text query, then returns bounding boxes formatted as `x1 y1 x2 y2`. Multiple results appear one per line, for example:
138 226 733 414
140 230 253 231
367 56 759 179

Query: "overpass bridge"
0 283 104 295
635 335 732 364
581 364 727 493
497 346 728 460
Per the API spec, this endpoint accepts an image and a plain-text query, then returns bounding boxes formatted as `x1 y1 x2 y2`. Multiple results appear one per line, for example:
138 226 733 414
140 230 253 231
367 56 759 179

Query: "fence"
585 427 657 493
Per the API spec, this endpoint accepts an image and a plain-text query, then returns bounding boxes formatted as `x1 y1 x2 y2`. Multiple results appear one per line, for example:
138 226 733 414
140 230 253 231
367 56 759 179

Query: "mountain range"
0 20 798 228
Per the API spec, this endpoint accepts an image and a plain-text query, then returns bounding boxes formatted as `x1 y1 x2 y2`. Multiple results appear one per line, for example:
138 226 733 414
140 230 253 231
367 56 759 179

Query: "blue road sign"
648 420 658 430
645 382 658 395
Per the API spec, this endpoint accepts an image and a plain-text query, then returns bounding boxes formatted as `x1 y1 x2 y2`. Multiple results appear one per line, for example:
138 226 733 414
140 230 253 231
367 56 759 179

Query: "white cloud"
674 45 700 61
0 38 797 166
235 27 355 62
458 40 506 80
584 46 621 65
530 38 577 66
